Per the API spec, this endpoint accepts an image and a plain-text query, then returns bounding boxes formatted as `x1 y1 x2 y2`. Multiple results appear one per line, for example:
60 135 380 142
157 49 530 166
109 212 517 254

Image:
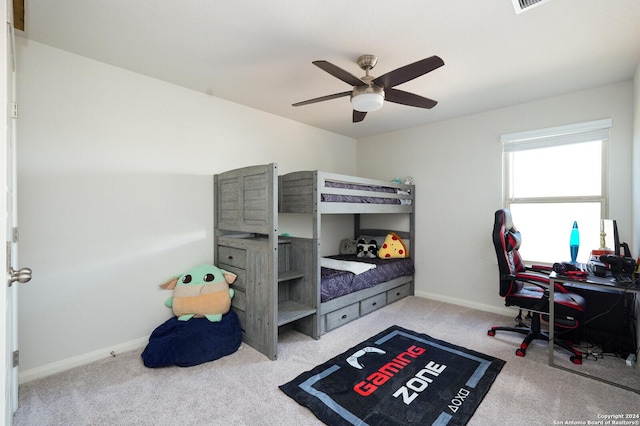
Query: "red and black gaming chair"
488 209 586 364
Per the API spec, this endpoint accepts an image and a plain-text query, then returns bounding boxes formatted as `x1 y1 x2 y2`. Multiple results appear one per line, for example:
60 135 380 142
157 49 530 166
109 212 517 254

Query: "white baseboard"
18 293 515 384
415 290 515 318
19 336 149 384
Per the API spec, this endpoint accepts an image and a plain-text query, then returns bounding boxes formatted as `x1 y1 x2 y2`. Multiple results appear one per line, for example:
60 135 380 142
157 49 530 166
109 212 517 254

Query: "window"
501 119 611 264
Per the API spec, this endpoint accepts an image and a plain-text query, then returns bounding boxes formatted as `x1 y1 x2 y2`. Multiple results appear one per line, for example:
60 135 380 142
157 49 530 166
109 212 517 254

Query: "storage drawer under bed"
387 283 411 304
360 293 386 316
325 303 359 332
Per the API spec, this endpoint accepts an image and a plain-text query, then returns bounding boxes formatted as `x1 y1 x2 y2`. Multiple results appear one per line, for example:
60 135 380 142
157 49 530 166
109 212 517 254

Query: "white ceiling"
18 0 640 139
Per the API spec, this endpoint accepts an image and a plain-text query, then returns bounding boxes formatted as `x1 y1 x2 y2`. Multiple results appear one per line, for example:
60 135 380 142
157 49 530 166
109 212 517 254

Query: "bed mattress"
321 255 415 303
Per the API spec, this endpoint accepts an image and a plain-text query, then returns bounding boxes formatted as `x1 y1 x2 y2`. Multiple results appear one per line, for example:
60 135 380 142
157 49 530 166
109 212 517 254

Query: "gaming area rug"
279 326 505 426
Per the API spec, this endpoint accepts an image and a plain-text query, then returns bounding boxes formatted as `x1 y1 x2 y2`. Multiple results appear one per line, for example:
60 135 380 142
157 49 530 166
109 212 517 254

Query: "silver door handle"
9 267 32 286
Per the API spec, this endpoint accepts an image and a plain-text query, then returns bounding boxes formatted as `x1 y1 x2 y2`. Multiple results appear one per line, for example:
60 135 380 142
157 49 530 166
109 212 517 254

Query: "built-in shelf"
278 270 304 282
277 238 316 329
278 300 316 326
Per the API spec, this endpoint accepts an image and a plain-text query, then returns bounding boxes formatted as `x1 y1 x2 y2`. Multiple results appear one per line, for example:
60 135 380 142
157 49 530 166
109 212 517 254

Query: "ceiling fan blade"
385 88 438 109
373 56 444 89
353 110 367 123
292 91 352 107
313 61 369 87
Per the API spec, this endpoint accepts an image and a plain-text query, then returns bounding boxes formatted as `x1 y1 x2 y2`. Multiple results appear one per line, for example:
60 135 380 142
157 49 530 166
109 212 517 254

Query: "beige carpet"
14 296 640 425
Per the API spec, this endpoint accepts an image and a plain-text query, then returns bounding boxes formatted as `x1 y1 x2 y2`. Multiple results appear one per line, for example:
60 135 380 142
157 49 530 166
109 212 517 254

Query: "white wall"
357 81 635 314
15 39 356 377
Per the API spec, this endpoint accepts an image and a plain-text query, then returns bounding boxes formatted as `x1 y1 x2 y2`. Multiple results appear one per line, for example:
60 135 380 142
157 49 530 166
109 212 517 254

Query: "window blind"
501 118 612 152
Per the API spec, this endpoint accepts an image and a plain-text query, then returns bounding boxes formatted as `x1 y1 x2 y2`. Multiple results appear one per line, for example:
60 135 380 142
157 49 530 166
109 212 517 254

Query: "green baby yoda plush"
159 264 236 322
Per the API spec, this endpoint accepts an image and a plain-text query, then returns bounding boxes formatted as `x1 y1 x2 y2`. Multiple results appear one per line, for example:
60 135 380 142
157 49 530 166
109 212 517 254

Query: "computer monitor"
602 219 620 255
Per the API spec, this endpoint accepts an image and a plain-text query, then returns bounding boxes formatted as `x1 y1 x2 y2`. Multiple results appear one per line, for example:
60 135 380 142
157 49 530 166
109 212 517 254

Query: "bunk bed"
279 170 415 334
214 165 415 359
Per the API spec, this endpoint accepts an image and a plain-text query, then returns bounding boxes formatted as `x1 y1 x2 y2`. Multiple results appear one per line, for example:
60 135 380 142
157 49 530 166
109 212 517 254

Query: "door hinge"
12 350 19 368
12 227 18 243
11 102 18 119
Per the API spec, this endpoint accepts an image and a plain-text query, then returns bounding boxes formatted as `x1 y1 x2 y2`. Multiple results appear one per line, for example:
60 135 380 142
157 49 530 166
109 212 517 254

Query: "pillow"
359 235 386 247
339 238 357 255
356 239 378 258
378 232 409 259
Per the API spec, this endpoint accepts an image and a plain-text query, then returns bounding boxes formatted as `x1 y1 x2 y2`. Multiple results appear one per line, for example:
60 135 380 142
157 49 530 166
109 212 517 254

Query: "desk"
549 272 640 394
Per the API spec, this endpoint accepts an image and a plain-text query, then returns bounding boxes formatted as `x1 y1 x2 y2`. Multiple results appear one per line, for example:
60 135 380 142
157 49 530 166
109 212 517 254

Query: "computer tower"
562 283 636 356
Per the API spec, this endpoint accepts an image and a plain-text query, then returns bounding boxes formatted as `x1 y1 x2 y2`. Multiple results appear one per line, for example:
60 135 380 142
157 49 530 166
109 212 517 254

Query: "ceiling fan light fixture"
351 92 384 112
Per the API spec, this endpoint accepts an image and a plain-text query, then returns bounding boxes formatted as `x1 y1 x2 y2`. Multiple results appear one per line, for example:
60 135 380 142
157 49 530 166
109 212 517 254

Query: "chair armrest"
528 264 552 273
515 271 549 291
516 271 571 294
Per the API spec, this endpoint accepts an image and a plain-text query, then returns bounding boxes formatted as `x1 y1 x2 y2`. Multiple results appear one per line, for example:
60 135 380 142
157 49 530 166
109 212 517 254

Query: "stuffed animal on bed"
392 176 414 185
378 232 409 258
357 239 378 258
159 264 236 322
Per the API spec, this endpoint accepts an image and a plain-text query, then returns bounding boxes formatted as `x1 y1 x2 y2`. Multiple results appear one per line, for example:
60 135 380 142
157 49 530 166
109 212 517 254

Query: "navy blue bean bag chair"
141 310 242 368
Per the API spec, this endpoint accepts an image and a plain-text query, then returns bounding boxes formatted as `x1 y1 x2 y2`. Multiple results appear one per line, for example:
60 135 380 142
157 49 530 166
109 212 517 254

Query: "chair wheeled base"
488 309 583 364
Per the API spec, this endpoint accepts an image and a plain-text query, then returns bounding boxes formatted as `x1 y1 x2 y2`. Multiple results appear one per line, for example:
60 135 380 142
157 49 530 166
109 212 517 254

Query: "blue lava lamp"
569 221 580 263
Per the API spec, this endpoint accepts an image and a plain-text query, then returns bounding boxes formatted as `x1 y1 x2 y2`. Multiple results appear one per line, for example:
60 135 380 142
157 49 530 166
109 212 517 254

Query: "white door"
3 1 29 424
1 2 12 424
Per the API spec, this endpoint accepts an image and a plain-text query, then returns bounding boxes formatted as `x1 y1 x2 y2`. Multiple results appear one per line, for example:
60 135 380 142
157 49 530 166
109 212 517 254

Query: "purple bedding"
325 180 398 193
321 194 409 204
322 181 412 205
321 255 415 303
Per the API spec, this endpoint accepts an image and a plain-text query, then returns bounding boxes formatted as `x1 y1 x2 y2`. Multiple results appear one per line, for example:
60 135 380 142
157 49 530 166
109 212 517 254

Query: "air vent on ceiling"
512 0 551 14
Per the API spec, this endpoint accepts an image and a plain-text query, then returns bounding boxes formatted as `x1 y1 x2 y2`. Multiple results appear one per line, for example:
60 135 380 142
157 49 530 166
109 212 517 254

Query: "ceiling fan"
292 54 444 123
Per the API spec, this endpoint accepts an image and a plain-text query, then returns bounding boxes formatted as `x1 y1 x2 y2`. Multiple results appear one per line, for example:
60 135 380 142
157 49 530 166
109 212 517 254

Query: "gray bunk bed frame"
214 164 414 359
279 170 415 335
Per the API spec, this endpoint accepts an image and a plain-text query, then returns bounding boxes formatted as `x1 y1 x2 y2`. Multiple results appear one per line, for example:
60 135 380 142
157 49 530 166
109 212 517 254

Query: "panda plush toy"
356 239 378 258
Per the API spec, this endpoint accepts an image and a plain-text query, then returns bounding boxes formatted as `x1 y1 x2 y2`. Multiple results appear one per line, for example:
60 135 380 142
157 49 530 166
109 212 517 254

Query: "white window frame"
501 119 611 263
